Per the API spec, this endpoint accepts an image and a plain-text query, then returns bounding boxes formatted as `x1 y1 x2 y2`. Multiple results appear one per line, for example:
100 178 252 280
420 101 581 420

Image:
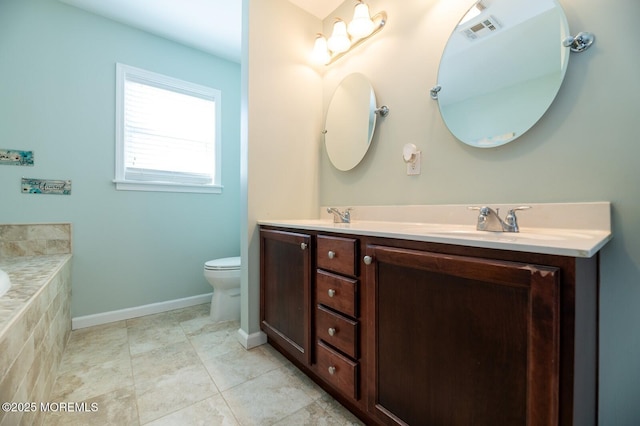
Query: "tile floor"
42 304 364 425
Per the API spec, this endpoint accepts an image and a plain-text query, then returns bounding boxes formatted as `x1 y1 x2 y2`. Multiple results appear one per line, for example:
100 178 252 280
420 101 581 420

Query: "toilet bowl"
204 256 241 322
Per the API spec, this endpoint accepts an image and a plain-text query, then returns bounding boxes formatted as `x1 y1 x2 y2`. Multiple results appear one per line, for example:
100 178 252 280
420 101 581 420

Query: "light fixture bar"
322 10 387 66
329 11 386 65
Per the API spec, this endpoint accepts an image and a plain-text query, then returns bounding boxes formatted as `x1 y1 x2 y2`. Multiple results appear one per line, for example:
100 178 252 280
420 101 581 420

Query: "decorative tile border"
21 178 71 195
0 149 34 166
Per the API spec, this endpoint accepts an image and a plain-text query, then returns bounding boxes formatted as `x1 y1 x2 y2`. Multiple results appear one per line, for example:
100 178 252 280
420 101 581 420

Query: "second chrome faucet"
327 207 352 223
469 206 531 232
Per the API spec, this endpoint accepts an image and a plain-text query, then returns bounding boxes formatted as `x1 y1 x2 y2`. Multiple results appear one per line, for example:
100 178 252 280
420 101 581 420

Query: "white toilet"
203 256 241 322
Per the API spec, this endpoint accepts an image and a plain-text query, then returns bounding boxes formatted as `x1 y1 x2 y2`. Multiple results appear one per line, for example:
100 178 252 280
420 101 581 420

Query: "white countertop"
258 202 612 258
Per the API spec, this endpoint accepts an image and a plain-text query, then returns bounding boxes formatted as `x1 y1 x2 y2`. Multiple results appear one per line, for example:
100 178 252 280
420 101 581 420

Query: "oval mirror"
325 73 378 171
435 0 571 148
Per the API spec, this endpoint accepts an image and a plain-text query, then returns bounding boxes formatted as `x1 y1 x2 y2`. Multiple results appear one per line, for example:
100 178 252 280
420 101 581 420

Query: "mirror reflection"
325 73 377 171
436 0 570 148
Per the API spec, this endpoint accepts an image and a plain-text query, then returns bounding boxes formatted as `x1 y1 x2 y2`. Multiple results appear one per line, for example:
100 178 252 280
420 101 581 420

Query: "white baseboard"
237 328 267 350
71 293 213 330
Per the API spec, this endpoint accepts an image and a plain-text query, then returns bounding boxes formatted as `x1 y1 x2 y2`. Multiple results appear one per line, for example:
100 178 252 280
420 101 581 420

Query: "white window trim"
114 63 223 194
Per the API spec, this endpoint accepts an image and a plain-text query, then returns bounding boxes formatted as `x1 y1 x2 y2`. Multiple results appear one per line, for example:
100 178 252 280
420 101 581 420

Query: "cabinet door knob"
328 250 335 259
328 289 336 297
363 255 373 265
328 327 336 336
328 366 336 375
300 243 308 250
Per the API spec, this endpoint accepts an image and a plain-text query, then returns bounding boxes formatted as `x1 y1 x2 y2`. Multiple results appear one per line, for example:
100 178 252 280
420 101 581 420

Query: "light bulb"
327 19 351 53
311 34 331 65
348 2 375 39
459 2 486 26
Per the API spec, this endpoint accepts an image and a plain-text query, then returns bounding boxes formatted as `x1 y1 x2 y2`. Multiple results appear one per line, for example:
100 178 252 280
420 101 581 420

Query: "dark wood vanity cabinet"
364 245 562 425
260 229 312 365
260 226 598 426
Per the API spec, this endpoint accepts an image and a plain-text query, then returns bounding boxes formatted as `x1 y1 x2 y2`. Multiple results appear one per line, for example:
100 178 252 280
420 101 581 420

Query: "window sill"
113 180 222 194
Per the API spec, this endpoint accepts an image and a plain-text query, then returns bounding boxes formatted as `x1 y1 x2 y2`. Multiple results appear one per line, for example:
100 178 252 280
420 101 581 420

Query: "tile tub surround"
0 253 72 426
0 223 72 258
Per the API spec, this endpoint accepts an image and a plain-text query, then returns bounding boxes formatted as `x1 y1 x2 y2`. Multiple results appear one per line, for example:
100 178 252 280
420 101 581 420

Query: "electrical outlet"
407 151 421 175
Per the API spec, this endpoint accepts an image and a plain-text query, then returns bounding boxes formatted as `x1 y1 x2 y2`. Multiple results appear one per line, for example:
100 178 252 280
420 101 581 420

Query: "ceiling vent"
460 16 501 41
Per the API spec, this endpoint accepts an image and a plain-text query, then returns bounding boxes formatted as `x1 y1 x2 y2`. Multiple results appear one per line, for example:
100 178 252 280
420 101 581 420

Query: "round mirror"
325 73 377 171
435 0 570 148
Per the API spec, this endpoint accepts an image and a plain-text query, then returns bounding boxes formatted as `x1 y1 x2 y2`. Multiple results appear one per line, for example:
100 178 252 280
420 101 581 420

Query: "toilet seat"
205 256 240 271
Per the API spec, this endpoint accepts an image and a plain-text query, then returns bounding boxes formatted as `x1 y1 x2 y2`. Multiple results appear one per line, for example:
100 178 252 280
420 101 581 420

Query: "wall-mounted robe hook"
563 32 595 52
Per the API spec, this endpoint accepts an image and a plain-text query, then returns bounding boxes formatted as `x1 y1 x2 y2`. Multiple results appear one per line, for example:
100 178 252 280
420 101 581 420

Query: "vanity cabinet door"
260 229 312 366
364 245 560 426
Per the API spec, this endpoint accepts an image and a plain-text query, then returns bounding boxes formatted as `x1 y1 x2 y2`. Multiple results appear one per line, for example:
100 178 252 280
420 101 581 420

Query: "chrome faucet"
469 206 530 232
327 207 352 223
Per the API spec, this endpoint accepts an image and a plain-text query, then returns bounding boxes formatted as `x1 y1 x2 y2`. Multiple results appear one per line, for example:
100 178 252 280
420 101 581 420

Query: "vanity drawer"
316 305 359 358
317 235 358 276
316 270 358 318
316 340 359 400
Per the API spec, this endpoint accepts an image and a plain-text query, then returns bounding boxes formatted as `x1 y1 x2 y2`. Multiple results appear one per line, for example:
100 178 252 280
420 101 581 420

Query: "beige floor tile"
46 304 360 425
179 315 237 337
144 394 239 426
277 359 329 402
50 356 134 401
272 401 346 426
126 311 178 330
200 344 283 392
314 394 365 425
186 321 242 359
131 340 201 382
167 303 211 323
58 321 129 372
255 343 294 368
42 386 139 426
222 367 315 425
127 322 188 356
135 363 218 424
67 320 127 344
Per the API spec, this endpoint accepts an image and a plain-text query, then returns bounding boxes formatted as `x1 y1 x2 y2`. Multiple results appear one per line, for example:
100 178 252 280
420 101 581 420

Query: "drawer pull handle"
300 243 308 250
328 250 335 259
328 366 336 375
328 289 336 297
363 255 373 265
328 327 336 336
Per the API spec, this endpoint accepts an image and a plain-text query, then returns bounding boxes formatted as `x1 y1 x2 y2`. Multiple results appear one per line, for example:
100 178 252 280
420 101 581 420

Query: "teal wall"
0 0 241 316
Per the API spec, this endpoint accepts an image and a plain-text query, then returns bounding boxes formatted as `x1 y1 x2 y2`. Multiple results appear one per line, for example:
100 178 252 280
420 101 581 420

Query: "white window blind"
114 64 222 193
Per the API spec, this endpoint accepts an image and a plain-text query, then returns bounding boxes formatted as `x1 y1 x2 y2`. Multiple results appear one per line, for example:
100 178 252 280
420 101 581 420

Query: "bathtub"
0 268 9 298
0 254 72 426
0 223 73 424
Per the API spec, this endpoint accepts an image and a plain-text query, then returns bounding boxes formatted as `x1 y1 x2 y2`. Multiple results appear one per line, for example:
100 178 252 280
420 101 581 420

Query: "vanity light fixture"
348 1 376 38
312 1 387 65
458 1 486 26
327 19 351 54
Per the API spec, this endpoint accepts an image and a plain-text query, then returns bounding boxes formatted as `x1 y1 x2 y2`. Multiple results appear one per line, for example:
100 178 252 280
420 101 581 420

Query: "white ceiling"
288 0 344 19
59 0 345 63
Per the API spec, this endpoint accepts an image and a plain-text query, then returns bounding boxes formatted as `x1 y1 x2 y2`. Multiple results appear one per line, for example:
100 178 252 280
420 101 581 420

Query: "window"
114 63 222 193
